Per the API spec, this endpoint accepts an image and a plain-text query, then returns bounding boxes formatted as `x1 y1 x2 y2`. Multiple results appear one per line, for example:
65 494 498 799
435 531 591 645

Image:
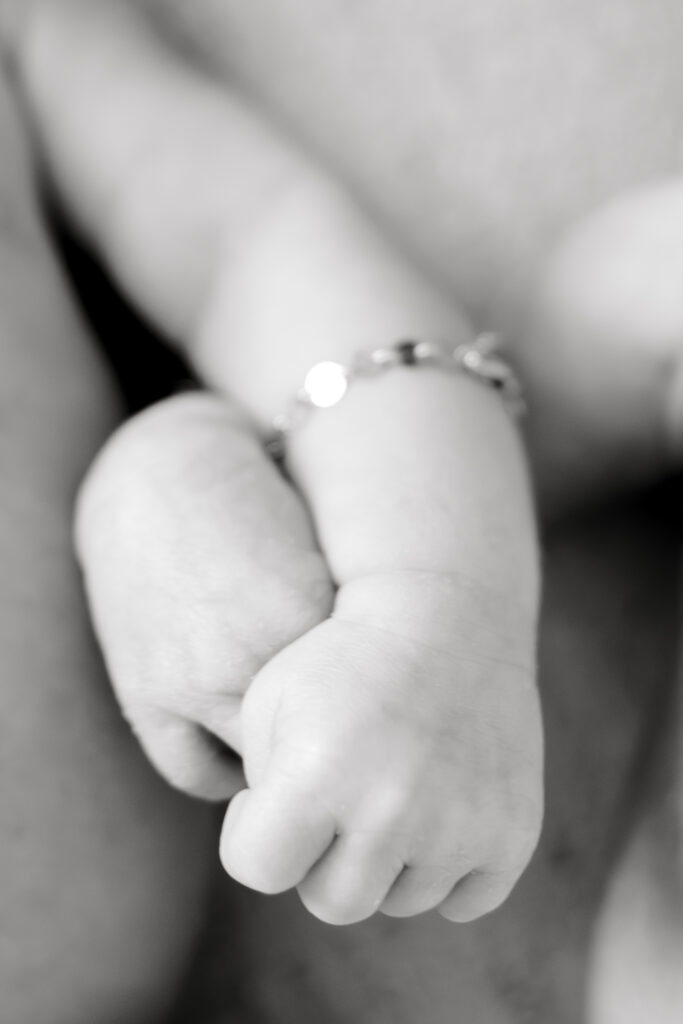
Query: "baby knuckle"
438 866 514 923
103 669 139 715
422 834 473 877
75 415 150 527
221 840 259 889
118 644 226 716
115 654 182 710
510 799 543 857
189 658 243 703
515 827 542 872
364 783 412 833
496 787 543 841
143 743 209 796
475 873 517 914
226 855 284 895
488 832 537 883
472 860 518 895
301 888 371 927
470 868 512 899
277 736 341 788
160 762 209 797
522 802 543 844
129 708 235 798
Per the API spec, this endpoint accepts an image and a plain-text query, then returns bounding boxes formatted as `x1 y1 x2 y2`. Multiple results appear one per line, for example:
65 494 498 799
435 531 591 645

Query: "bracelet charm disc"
266 333 524 461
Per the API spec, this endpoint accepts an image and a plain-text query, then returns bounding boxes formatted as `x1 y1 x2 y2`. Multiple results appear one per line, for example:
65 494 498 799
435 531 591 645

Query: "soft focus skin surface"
0 68 214 1024
146 0 683 512
142 2 682 308
14 0 683 509
521 182 683 512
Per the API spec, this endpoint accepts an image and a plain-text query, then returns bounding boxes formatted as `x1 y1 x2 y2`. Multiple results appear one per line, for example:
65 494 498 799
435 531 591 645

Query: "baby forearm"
195 178 469 421
194 177 536 598
195 181 539 623
289 364 537 597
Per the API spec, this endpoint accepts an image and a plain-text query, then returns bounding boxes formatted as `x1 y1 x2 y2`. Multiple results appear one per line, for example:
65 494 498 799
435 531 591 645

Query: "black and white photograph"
1 2 682 1021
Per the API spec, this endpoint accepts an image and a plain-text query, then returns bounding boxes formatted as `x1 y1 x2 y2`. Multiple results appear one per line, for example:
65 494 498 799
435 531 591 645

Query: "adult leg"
588 535 683 1024
0 73 215 1024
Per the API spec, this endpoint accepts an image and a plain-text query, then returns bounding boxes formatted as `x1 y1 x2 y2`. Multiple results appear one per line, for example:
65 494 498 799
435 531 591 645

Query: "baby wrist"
266 334 524 462
335 570 537 669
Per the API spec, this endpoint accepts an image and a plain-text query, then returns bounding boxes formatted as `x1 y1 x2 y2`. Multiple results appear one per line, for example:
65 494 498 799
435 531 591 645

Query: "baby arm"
211 186 543 924
19 0 542 923
77 178 542 924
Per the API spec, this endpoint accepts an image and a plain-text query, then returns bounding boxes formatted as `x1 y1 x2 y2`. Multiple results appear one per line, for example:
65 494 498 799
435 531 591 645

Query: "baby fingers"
297 833 406 925
133 708 243 800
75 393 333 799
227 613 542 923
220 780 336 895
437 864 524 923
380 863 469 919
220 780 409 925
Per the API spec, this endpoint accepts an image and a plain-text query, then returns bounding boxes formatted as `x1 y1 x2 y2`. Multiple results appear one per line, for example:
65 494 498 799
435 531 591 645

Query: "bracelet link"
266 333 524 461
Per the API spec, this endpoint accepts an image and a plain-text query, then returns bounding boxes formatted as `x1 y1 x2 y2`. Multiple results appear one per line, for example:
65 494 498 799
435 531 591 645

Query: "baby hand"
75 392 334 799
21 0 543 927
223 571 542 924
78 390 542 925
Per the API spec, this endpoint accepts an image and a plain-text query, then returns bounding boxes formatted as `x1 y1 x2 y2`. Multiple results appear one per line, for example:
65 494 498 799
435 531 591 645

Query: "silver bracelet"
265 333 524 460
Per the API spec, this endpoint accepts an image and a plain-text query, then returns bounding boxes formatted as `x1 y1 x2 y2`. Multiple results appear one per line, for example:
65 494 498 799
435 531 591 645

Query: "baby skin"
73 183 543 926
19 0 542 925
77 374 541 926
77 359 541 925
